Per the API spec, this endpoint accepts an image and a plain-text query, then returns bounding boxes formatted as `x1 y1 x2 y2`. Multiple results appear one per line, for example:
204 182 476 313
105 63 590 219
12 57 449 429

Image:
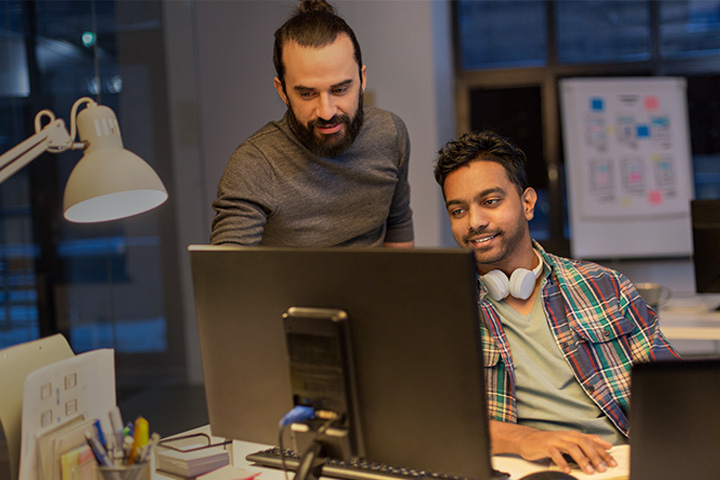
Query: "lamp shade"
63 103 168 222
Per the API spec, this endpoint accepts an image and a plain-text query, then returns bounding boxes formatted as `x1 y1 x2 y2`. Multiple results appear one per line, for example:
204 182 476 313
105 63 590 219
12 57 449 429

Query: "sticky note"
645 96 659 110
648 190 663 204
591 97 604 111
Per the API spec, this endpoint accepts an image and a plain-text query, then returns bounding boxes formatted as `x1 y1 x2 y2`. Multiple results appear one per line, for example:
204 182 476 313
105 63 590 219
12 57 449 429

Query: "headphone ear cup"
481 270 510 301
508 268 535 300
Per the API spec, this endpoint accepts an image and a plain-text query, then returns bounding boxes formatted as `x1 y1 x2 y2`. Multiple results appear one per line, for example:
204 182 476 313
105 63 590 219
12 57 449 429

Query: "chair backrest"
0 335 74 480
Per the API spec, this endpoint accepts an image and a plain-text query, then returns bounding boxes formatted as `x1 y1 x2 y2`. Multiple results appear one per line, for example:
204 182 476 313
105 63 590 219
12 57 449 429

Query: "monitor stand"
293 424 352 480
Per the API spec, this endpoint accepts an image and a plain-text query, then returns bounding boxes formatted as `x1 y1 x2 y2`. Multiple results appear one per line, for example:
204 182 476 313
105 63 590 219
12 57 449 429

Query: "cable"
276 407 340 480
295 417 337 480
278 406 316 480
280 406 316 427
278 425 291 480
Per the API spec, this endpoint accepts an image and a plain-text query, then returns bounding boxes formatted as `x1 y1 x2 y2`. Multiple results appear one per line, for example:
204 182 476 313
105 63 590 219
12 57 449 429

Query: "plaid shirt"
479 241 680 437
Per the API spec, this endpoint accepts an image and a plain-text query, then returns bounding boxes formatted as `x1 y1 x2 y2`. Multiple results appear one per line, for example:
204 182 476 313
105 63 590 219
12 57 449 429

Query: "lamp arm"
68 97 96 141
0 119 74 184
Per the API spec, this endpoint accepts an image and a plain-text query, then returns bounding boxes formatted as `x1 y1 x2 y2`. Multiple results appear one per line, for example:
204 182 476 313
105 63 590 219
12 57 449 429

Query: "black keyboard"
246 447 509 480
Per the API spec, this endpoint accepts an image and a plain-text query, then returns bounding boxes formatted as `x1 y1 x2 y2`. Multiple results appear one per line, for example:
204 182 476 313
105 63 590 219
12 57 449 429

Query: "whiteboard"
559 77 694 259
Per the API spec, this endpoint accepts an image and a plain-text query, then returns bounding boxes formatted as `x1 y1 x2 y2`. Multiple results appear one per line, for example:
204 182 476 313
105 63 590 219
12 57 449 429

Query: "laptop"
188 245 504 480
630 359 720 479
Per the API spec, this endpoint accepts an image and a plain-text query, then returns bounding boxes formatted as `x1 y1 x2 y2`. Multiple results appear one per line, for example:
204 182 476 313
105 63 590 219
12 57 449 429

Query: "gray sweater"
211 106 414 246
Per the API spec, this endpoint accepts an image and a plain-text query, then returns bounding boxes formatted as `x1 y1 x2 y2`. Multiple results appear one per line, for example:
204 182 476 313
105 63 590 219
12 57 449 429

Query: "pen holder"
97 463 149 480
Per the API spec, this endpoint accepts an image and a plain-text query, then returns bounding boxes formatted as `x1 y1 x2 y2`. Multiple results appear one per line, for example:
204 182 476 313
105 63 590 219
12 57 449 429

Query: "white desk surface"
151 295 720 480
151 426 630 480
658 296 720 341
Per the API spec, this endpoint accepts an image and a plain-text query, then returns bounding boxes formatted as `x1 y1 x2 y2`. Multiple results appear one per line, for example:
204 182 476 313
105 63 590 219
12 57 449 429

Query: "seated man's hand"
490 420 618 475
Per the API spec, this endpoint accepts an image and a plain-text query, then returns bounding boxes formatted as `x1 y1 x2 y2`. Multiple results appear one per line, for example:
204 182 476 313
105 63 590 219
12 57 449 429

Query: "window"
456 0 547 69
660 0 720 58
555 1 651 64
455 0 720 257
0 1 185 387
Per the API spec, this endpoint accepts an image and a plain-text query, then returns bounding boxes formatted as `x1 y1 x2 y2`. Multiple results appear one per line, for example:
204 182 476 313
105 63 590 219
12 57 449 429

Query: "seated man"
433 130 680 475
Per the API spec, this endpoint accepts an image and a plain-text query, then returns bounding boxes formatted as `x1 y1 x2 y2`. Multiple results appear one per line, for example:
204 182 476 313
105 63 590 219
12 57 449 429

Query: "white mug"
635 283 672 311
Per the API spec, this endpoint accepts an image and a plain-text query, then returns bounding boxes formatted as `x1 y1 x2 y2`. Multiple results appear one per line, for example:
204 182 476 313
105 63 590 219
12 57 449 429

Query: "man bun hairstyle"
434 130 529 194
298 0 336 14
273 0 363 90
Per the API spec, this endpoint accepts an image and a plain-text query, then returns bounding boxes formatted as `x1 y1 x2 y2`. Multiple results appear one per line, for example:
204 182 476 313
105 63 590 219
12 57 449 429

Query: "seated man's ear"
522 187 537 221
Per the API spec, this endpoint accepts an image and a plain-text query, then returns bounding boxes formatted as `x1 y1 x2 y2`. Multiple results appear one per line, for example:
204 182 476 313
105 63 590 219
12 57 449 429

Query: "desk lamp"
0 96 168 222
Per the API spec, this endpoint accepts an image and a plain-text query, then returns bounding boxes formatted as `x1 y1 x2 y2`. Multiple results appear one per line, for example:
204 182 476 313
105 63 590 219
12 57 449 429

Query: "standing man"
211 0 414 247
434 131 679 475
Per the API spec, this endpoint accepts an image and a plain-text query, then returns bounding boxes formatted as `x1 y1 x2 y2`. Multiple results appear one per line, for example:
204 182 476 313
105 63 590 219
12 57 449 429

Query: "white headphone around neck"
481 250 544 301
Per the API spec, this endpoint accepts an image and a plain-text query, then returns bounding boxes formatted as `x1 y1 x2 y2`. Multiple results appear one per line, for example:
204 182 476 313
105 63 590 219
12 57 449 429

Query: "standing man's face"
442 160 536 275
274 33 367 157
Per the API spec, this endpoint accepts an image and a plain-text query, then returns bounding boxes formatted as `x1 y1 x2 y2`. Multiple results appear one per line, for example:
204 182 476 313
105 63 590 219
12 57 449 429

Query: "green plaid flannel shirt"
479 241 680 437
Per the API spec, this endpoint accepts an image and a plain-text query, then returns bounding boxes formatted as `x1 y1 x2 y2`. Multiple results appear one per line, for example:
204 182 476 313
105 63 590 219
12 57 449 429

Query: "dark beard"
287 93 364 157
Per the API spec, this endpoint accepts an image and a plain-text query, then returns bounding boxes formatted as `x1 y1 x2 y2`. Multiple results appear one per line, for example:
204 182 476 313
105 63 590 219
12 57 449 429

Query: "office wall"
165 0 456 383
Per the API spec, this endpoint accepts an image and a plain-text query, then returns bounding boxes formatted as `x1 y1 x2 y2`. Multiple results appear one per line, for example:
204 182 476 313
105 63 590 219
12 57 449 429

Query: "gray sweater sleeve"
210 141 275 246
383 112 414 243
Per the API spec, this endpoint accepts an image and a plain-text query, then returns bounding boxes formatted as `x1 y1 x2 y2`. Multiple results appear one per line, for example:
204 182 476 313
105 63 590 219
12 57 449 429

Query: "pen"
124 421 134 438
136 432 160 464
93 419 107 450
85 430 112 467
123 436 135 465
109 406 125 448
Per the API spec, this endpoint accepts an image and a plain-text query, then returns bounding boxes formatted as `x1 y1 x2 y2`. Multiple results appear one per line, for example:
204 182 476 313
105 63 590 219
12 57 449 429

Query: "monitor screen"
188 245 493 479
630 359 720 478
691 199 720 293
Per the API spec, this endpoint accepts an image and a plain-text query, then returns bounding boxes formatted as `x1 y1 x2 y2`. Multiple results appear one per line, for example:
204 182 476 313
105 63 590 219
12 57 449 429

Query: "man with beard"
210 0 414 247
434 131 679 476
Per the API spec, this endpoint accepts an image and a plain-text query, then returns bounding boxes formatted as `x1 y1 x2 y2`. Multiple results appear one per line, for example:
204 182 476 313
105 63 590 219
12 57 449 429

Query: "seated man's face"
442 160 536 273
274 34 366 157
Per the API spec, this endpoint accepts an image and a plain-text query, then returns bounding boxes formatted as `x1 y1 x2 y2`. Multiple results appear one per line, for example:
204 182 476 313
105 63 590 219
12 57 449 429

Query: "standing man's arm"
210 145 274 246
383 113 414 248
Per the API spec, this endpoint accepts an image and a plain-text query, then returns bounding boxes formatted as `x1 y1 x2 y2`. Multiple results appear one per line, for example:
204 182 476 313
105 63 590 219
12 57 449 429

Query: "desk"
657 297 720 357
660 307 720 340
151 427 630 480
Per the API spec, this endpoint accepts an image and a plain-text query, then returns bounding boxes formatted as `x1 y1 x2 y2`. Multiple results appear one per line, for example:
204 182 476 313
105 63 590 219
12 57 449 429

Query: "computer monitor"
691 199 720 293
188 245 494 480
630 359 720 478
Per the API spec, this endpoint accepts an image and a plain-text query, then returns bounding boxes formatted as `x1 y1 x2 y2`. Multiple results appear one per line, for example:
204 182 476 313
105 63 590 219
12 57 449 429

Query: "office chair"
0 335 74 480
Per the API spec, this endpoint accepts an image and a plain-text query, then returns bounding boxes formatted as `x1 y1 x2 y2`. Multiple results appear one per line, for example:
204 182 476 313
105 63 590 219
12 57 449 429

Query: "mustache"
311 115 349 129
463 227 500 243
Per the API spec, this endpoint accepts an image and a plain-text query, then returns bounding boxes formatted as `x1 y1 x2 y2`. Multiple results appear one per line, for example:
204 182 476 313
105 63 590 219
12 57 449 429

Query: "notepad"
60 444 95 480
155 444 230 478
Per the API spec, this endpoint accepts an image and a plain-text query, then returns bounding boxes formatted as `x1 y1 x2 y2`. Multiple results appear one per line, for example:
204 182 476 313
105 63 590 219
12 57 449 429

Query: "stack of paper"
155 446 230 478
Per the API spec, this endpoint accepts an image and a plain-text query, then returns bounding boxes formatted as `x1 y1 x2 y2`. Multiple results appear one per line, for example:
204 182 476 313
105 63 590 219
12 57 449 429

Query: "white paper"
18 349 116 480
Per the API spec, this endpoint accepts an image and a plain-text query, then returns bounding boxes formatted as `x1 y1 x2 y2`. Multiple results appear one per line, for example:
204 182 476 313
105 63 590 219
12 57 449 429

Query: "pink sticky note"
645 96 659 110
648 190 663 204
